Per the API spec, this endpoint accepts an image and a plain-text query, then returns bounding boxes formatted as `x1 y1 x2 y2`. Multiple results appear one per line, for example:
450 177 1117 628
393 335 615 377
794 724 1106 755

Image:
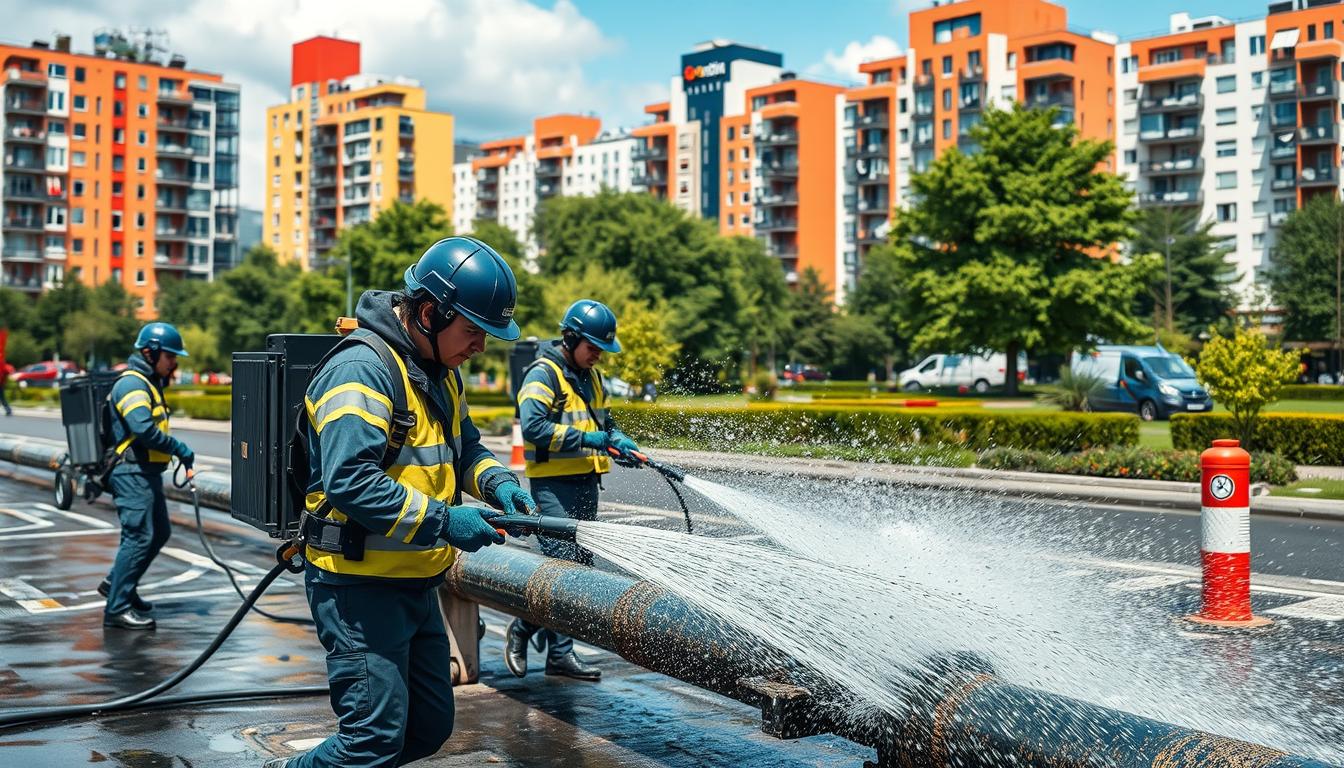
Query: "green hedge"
1172 413 1344 465
1280 384 1344 401
610 404 1137 453
978 446 1298 485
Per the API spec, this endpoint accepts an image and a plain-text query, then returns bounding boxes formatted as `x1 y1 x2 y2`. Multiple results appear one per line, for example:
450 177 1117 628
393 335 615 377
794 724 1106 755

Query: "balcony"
1028 91 1075 110
760 160 799 177
756 130 799 146
754 216 798 232
154 168 193 186
1268 78 1299 99
536 182 559 198
1138 93 1203 112
755 191 798 206
4 97 44 116
629 169 666 188
4 69 45 88
5 125 45 143
3 216 43 232
155 142 197 159
1271 176 1298 191
857 227 887 245
1137 126 1203 143
154 226 190 241
310 173 337 188
156 88 192 105
958 65 984 83
913 101 933 117
157 116 190 132
155 197 187 213
312 214 336 229
1300 81 1339 100
1269 211 1291 226
154 255 191 271
859 112 889 128
0 271 41 292
311 133 339 149
852 142 888 158
1270 139 1298 159
1299 124 1337 145
856 173 890 187
312 195 337 209
1300 166 1336 187
631 143 668 162
959 96 983 112
1141 157 1204 175
912 132 934 148
856 196 890 213
3 184 44 201
0 247 42 262
1270 110 1299 129
476 187 498 201
536 159 562 178
1139 190 1203 206
342 190 371 206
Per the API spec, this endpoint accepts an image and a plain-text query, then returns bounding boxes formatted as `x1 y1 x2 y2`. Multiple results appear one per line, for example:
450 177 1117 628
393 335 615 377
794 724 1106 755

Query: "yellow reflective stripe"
519 381 554 399
116 390 151 414
470 458 505 498
313 381 392 413
549 423 569 450
311 405 390 436
387 486 428 543
401 491 431 544
520 393 553 408
119 400 151 416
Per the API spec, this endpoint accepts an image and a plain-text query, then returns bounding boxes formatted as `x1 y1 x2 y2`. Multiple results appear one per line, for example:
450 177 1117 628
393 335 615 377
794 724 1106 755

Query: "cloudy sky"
7 0 1263 208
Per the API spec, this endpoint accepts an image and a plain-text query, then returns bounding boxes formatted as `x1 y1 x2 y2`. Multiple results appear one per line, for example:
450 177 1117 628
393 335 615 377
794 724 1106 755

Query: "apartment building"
264 36 454 269
0 32 240 315
451 114 636 250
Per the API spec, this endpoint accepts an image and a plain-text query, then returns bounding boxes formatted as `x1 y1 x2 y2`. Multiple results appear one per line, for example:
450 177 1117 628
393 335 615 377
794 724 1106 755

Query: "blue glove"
175 442 195 470
494 482 537 516
610 433 640 460
580 430 611 451
440 505 506 552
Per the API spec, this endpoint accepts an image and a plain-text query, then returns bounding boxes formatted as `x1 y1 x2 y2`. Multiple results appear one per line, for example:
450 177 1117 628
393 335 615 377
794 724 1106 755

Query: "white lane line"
47 508 115 529
606 514 663 524
1267 596 1344 621
1062 569 1097 577
1107 574 1192 592
0 577 64 611
159 546 225 573
20 585 294 614
0 528 117 541
0 506 54 534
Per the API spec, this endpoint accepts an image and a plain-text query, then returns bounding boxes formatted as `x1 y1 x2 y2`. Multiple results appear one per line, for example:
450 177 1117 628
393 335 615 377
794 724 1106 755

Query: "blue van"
1070 345 1213 421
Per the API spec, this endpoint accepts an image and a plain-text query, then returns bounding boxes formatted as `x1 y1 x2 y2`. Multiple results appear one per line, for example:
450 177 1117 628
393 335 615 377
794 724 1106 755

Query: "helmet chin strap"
413 297 456 369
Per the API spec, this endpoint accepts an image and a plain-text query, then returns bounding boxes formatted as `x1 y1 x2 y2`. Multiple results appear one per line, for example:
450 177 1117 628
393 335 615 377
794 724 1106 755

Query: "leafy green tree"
1130 206 1236 336
0 287 35 335
603 302 681 391
1267 194 1344 343
1194 326 1299 448
891 104 1144 394
155 277 214 330
179 325 224 373
3 330 41 367
468 219 544 333
827 312 893 381
785 268 835 367
849 243 908 377
529 263 639 339
325 200 454 300
63 281 141 367
731 236 792 377
209 245 301 357
33 274 92 357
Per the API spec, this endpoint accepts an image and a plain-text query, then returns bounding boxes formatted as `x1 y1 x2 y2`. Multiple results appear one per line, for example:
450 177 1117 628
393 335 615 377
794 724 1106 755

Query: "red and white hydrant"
1186 438 1271 628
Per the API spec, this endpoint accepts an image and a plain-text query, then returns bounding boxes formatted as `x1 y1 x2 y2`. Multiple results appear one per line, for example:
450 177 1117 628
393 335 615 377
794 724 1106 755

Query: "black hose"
188 485 313 625
0 560 297 729
660 471 693 534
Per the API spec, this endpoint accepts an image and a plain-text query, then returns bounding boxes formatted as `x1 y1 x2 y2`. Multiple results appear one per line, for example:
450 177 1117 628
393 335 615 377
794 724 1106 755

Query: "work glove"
491 482 538 538
610 432 640 461
175 443 195 470
580 430 612 451
440 504 506 553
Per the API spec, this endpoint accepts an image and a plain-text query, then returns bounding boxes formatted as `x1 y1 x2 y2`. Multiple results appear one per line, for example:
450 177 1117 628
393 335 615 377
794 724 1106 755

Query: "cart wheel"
54 469 75 510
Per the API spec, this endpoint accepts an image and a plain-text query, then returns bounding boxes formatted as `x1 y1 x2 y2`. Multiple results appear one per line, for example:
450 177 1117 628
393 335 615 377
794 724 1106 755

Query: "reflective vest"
522 358 611 479
304 334 466 580
114 370 173 464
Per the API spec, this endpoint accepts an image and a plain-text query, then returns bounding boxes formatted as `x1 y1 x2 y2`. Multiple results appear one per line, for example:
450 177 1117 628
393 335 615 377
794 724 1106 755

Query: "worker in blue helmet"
504 299 641 682
268 237 538 768
100 322 194 631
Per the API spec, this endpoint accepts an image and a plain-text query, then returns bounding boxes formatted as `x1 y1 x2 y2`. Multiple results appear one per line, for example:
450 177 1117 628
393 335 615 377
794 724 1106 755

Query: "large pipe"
0 434 1335 767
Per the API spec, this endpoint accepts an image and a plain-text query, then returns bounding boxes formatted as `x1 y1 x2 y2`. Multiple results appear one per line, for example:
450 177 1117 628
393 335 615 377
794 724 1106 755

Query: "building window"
73 238 83 254
1250 35 1265 56
1251 71 1264 88
1217 203 1237 222
943 89 952 109
72 151 86 167
73 94 86 111
1327 21 1335 38
138 75 148 90
942 56 952 75
1124 149 1137 164
138 103 148 117
71 207 84 224
112 211 123 231
113 128 125 144
137 157 146 172
135 270 146 285
72 122 86 140
1216 171 1237 189
1006 52 1017 70
114 73 126 89
1216 107 1235 125
1216 139 1236 157
135 212 146 229
1309 24 1317 42
1253 232 1265 248
137 241 145 256
1121 55 1138 73
72 180 84 196
137 130 147 145
943 119 952 138
74 66 85 82
136 184 145 200
1217 75 1236 93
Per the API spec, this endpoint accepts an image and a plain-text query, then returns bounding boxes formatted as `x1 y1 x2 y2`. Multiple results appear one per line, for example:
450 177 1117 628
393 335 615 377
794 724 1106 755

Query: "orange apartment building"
264 37 454 268
1 32 240 315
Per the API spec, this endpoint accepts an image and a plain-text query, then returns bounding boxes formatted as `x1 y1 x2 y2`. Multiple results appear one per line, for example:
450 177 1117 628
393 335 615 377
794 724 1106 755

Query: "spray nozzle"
607 447 686 483
486 514 578 542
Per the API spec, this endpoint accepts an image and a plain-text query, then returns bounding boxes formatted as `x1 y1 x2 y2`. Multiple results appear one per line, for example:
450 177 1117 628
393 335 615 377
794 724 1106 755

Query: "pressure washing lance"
607 446 694 533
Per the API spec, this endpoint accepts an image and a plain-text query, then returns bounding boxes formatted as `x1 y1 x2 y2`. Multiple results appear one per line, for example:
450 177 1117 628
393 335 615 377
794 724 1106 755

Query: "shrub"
1280 384 1344 401
1193 327 1299 448
748 370 778 401
610 404 1137 454
167 394 231 420
978 446 1297 485
1172 412 1344 465
1041 365 1105 412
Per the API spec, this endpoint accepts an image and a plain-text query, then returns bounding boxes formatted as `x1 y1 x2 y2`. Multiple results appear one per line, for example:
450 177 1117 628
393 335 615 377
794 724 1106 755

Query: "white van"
898 352 1028 393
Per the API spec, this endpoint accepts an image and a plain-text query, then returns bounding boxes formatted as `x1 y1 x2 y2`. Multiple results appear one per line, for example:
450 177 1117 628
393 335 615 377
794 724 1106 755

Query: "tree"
3 330 41 367
209 245 301 357
325 200 454 302
62 281 141 367
468 219 544 333
179 325 224 373
602 302 681 392
1194 326 1299 448
849 243 908 377
1130 205 1237 336
890 104 1144 394
33 275 91 358
156 277 214 330
731 236 792 377
785 268 835 366
1267 195 1343 345
827 312 893 381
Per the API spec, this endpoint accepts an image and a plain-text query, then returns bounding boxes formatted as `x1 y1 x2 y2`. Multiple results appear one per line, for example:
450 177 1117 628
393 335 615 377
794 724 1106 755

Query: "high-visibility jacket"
109 360 181 467
518 353 613 479
301 299 509 581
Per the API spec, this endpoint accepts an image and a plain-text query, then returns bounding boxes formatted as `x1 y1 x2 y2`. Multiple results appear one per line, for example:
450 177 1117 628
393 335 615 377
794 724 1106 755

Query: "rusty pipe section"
0 434 1335 767
451 546 1338 768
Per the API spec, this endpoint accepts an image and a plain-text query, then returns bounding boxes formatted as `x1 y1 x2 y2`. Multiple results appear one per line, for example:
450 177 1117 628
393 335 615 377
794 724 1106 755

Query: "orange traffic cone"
509 420 526 472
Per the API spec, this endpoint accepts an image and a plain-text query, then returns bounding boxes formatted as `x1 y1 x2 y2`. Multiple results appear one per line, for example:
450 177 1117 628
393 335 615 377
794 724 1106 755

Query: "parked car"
781 363 827 382
898 351 1027 393
1070 345 1212 421
12 361 82 388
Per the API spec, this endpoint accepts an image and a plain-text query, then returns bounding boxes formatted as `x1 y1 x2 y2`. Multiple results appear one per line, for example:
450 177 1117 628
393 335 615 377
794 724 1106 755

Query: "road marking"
0 577 64 611
1267 596 1344 622
18 585 294 614
48 508 115 529
1062 569 1096 577
0 506 54 534
1107 574 1193 592
285 738 327 751
606 514 663 524
159 546 226 573
0 528 117 541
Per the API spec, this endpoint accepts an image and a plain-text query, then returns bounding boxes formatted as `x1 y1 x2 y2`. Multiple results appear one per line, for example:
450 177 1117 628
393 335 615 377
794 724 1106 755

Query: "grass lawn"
1270 479 1344 500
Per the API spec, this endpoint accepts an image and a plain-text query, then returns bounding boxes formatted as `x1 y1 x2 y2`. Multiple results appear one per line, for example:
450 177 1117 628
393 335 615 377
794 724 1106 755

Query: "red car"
12 361 82 388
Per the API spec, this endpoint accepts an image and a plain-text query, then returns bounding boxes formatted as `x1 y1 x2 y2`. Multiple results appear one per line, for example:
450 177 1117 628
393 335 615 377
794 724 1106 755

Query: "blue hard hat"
561 299 621 353
134 322 189 357
404 236 520 341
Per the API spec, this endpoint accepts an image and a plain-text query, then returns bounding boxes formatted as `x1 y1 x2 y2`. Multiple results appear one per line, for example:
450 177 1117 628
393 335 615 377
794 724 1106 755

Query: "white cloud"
5 0 634 208
808 35 903 84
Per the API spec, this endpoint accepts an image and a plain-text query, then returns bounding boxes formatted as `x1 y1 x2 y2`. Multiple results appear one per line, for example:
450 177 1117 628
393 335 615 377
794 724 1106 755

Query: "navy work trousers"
104 466 171 616
518 473 599 658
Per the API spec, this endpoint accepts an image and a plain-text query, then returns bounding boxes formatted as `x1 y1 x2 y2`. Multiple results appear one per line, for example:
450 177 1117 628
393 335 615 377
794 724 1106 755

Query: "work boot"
103 609 156 631
505 618 535 677
98 579 153 612
545 651 601 681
